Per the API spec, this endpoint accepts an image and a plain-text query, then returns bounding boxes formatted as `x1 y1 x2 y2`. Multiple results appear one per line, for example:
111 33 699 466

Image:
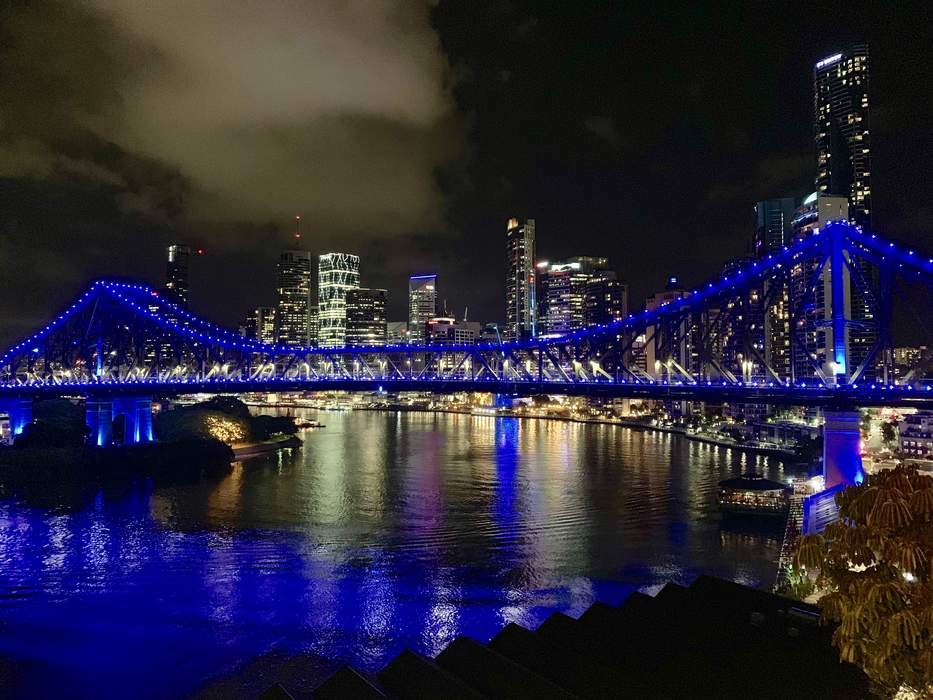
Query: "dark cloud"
0 0 463 345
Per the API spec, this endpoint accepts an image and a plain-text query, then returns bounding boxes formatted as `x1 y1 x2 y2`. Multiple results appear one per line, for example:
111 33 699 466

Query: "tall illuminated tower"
318 252 360 348
505 217 536 341
165 244 191 307
814 45 871 228
275 250 313 346
408 274 437 344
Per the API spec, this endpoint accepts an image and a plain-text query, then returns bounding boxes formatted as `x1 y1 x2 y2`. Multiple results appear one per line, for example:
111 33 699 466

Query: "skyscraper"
318 253 360 348
165 244 191 307
505 217 536 340
584 269 628 326
408 274 437 344
276 250 313 346
240 306 276 345
814 46 871 228
346 288 387 346
537 256 608 336
753 198 796 257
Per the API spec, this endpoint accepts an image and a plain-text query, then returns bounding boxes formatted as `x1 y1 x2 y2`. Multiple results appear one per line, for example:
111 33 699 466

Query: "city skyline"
2 4 932 351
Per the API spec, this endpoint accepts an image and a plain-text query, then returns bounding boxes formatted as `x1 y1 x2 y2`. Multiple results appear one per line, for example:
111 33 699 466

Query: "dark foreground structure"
262 576 869 699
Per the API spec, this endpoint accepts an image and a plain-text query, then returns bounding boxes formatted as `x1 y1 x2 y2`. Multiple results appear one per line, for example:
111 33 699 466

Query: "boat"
718 472 790 517
294 417 325 429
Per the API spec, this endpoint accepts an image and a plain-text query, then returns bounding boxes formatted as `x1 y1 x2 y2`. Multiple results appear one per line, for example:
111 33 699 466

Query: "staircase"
261 576 869 699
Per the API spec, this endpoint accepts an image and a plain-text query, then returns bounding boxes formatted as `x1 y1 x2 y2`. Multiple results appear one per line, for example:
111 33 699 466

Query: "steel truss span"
1 223 931 407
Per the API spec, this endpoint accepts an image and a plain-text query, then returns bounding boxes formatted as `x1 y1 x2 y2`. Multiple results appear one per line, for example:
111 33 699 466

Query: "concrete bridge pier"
803 409 865 534
86 396 155 446
86 399 114 446
113 397 154 444
0 398 33 437
822 410 864 488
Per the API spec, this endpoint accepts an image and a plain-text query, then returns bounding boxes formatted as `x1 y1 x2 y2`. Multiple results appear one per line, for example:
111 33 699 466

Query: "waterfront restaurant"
718 473 791 516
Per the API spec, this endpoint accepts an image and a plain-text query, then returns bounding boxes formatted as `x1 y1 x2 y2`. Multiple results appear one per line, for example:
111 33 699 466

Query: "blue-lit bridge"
1 223 931 498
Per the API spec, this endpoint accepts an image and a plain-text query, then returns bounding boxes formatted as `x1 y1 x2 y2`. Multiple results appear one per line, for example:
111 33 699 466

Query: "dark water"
0 411 793 698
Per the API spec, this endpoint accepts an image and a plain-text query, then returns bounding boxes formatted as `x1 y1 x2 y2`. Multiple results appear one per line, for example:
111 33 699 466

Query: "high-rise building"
426 317 481 345
814 46 871 228
275 250 313 346
387 321 410 346
790 193 853 382
165 244 191 307
645 276 697 380
537 256 608 336
345 288 387 346
505 217 536 340
584 269 628 326
408 275 437 344
318 253 360 348
754 199 795 381
754 198 796 257
239 306 276 345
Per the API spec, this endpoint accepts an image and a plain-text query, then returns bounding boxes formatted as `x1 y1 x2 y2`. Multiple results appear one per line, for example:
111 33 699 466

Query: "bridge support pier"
803 409 865 534
0 398 33 437
86 399 113 447
823 410 864 489
86 396 154 446
112 397 154 444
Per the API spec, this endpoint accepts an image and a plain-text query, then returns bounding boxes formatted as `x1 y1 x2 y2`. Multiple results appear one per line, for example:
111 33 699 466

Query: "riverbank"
232 434 302 459
249 402 801 462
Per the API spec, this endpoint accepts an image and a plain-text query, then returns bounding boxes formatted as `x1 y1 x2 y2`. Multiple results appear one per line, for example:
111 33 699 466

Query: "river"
0 410 795 698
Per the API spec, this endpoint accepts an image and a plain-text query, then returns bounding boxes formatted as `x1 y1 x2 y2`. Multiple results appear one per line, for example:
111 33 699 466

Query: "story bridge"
1 222 931 503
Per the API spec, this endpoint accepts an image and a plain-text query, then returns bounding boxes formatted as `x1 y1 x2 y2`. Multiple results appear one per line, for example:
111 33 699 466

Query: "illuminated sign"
815 53 842 69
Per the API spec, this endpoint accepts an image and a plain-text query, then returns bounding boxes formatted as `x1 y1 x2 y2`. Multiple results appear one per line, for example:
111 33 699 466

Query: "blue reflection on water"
0 411 788 698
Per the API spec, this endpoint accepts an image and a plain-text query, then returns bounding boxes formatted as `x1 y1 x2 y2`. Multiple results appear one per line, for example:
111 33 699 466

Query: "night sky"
2 1 932 347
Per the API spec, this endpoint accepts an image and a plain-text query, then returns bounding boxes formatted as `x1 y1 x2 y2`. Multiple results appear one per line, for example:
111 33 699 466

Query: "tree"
14 399 89 448
881 421 898 447
793 464 933 697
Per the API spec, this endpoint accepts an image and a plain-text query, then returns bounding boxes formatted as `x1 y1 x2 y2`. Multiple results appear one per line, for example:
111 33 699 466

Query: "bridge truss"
1 223 931 407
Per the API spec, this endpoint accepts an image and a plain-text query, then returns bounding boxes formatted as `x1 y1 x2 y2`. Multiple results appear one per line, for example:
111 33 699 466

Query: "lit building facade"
584 269 628 326
276 250 313 346
814 46 871 228
240 306 276 345
754 198 796 257
165 244 191 307
505 217 536 340
387 321 410 345
318 252 360 348
538 256 609 336
345 288 387 346
899 411 933 462
426 317 480 345
644 276 697 380
408 275 437 344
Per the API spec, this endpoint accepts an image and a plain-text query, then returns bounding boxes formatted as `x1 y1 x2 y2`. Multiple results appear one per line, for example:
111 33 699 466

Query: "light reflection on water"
0 411 789 698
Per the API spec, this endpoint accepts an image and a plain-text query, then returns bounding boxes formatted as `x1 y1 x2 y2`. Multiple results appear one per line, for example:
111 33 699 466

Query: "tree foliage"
792 464 933 697
14 399 89 448
881 421 898 447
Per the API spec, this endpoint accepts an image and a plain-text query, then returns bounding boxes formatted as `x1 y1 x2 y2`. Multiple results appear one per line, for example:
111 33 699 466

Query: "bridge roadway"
0 376 930 408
